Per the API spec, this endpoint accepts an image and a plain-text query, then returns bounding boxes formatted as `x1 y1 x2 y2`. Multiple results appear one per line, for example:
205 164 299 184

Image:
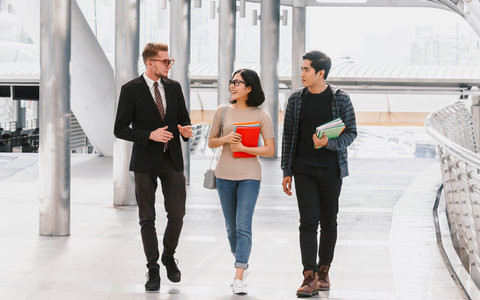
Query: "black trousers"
293 165 342 273
134 152 186 270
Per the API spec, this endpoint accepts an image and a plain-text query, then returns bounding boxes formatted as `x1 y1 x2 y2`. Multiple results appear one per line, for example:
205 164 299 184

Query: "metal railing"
0 134 39 152
425 101 480 289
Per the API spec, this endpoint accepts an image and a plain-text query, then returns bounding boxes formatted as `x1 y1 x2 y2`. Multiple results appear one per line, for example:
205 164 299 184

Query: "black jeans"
293 165 342 273
134 152 186 270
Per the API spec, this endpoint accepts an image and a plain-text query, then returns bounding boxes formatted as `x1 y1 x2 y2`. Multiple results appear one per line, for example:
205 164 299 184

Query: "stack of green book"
315 118 345 149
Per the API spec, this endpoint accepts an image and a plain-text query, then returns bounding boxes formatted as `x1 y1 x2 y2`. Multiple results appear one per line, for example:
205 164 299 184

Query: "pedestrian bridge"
1 102 480 298
0 148 463 299
2 0 480 298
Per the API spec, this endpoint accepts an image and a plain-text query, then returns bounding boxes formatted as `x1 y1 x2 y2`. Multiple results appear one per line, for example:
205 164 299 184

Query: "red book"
233 126 261 158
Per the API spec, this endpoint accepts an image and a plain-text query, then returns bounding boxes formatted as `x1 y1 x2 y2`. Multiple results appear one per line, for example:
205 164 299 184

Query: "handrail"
425 103 480 168
425 100 480 296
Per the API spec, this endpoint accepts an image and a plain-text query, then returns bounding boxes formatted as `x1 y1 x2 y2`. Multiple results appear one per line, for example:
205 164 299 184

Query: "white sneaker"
232 279 248 295
243 269 249 282
230 270 249 287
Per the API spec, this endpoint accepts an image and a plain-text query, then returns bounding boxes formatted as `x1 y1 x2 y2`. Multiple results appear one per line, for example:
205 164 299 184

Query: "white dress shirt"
143 73 167 112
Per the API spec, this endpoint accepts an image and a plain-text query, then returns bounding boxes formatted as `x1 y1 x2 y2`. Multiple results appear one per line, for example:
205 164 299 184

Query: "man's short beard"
155 72 167 79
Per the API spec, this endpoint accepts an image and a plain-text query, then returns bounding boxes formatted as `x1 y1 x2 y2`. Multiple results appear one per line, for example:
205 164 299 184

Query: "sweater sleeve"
281 95 295 177
325 93 357 151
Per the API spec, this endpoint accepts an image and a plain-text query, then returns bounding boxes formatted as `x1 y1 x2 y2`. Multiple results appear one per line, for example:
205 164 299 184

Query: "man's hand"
313 132 328 148
282 176 292 196
230 141 244 152
178 124 194 138
149 126 173 143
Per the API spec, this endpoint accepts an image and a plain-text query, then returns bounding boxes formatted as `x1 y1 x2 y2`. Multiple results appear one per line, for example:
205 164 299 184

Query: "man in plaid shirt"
281 50 357 297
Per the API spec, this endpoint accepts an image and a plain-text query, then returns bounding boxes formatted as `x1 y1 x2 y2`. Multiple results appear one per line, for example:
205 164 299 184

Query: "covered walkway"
0 151 464 299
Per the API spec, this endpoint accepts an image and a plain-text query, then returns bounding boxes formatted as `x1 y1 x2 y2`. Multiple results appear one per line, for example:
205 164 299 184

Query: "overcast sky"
8 1 480 65
306 6 479 64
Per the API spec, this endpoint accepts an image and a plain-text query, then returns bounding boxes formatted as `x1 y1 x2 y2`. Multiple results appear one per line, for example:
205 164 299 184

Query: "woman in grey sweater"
208 69 275 295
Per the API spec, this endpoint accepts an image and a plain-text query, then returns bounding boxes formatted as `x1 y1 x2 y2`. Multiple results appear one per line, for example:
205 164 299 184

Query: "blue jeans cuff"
235 262 248 269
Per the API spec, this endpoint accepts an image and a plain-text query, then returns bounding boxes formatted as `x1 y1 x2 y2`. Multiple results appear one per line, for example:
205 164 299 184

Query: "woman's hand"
222 132 242 144
229 141 245 152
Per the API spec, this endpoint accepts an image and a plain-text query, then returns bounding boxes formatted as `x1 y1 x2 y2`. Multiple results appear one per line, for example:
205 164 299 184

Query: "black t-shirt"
295 87 338 168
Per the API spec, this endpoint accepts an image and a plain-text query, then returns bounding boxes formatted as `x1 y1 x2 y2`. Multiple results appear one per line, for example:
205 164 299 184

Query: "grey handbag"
203 105 228 189
203 169 216 189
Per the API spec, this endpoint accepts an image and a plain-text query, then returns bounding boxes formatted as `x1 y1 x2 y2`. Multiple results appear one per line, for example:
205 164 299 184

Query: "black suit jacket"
114 75 191 172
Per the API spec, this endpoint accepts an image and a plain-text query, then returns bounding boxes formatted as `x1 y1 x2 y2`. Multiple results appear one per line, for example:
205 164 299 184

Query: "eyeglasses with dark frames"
149 58 175 67
229 79 247 87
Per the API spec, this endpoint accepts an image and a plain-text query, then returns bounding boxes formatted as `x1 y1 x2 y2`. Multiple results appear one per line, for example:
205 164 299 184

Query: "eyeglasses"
149 58 175 67
229 79 247 87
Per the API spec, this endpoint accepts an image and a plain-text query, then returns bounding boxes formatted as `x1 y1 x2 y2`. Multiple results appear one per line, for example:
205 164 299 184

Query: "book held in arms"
233 122 261 158
315 118 345 149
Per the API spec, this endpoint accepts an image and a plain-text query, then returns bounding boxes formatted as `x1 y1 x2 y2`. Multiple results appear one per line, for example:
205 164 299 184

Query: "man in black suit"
114 42 193 292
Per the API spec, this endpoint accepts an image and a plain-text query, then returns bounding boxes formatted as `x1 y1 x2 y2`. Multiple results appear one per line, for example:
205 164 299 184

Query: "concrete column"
13 100 23 129
260 0 280 157
39 0 71 236
113 0 139 206
21 105 26 130
292 0 306 92
217 0 236 105
170 0 191 184
32 100 39 127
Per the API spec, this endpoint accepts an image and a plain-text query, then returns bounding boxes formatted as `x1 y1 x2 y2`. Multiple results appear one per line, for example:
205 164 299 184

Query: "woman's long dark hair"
230 69 265 107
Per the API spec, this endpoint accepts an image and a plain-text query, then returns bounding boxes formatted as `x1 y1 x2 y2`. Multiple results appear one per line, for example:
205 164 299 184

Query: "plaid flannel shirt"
281 84 357 179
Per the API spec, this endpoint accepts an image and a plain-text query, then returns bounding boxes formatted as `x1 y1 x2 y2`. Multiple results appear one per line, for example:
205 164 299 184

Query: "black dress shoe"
145 268 160 291
161 255 181 283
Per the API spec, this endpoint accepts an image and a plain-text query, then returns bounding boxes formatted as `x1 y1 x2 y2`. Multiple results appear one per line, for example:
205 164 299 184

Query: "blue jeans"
216 178 261 269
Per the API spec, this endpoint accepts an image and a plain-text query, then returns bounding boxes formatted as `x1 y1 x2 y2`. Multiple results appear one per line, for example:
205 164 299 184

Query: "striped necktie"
153 81 168 151
153 81 166 121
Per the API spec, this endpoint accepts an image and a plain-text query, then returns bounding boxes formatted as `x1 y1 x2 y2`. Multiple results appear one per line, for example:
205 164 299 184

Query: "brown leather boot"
296 270 319 297
317 265 331 291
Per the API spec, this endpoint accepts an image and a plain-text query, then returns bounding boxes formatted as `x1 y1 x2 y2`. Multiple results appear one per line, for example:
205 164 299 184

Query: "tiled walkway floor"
0 153 465 299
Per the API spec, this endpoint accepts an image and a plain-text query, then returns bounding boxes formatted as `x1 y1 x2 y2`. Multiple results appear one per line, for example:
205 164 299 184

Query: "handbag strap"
209 104 228 169
218 104 227 138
